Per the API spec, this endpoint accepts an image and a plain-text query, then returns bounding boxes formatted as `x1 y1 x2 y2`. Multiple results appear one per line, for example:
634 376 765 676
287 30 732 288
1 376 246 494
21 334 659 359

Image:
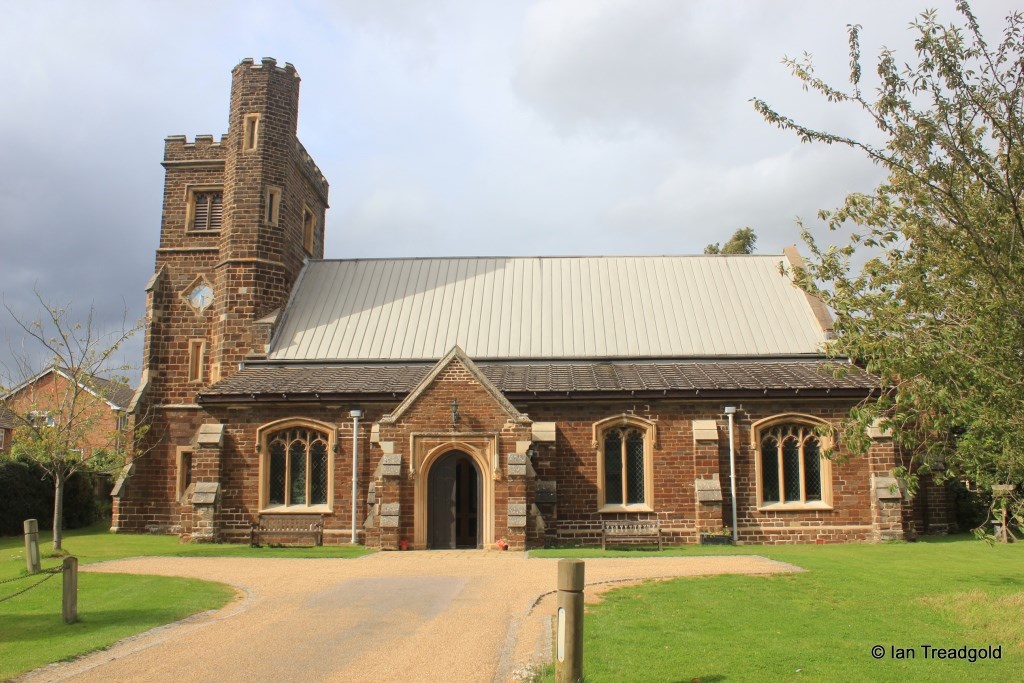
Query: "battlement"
294 139 330 202
234 57 299 78
163 134 228 162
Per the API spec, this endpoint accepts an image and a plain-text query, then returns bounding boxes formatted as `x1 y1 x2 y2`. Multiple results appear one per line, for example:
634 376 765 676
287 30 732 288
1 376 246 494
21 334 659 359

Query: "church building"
112 58 951 549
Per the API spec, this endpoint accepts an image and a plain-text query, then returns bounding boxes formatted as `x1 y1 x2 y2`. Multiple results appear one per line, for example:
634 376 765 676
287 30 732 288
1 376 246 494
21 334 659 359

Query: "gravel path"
21 552 801 683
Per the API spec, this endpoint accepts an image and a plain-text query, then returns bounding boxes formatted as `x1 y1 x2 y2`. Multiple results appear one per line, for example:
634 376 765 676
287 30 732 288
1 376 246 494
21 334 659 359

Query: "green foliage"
704 226 757 254
1 292 145 549
0 458 51 533
752 1 1024 530
0 457 104 534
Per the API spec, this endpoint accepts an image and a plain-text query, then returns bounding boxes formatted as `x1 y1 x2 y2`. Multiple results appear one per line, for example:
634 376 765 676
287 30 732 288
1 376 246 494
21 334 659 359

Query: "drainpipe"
724 406 738 543
349 409 363 544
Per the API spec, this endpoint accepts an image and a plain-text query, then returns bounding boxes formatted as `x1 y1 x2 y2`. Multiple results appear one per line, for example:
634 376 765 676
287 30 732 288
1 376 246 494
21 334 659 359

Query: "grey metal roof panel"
268 256 828 361
200 360 876 399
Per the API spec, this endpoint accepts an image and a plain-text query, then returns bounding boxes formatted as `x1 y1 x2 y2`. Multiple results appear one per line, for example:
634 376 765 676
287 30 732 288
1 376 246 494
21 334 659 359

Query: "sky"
0 0 1016 383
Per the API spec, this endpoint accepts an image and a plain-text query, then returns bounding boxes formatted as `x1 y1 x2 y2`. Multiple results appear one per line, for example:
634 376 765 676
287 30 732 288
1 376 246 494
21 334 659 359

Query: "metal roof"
200 360 876 402
268 255 829 361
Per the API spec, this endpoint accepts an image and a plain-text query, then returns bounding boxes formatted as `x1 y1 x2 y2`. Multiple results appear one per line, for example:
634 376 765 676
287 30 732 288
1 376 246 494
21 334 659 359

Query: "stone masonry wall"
113 58 329 534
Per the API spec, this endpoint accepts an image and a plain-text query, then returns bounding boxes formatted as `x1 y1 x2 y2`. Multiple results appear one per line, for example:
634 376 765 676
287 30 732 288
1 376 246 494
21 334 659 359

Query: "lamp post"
349 409 362 544
724 406 738 543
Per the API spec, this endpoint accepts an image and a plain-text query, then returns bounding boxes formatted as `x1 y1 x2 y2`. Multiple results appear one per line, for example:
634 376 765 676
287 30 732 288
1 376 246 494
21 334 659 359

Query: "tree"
704 227 757 254
753 1 1024 538
1 293 145 550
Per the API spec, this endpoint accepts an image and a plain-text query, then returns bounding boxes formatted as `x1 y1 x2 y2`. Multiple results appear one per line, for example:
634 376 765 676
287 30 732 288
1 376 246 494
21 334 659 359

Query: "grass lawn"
0 522 372 679
532 537 1024 682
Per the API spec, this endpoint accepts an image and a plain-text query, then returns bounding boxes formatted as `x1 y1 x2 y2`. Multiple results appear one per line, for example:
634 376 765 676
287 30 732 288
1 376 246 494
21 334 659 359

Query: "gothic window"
756 421 832 509
595 416 655 511
264 426 331 509
190 191 223 231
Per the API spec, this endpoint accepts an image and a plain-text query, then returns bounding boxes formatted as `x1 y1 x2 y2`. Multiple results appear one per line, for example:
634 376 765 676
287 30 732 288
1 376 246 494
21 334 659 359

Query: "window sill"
185 229 221 236
757 501 833 512
259 505 332 514
598 504 654 514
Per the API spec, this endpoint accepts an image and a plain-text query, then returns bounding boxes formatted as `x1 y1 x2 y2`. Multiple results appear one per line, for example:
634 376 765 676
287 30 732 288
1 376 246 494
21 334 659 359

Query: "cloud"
336 186 449 257
513 0 758 137
607 143 885 252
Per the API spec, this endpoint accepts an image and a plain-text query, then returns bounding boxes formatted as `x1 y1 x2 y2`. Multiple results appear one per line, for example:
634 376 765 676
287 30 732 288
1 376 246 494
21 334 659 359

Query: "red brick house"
112 59 951 548
2 367 133 458
0 407 16 454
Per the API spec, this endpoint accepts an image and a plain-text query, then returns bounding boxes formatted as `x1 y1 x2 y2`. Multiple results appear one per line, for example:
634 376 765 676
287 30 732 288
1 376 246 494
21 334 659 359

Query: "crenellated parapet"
163 134 228 165
294 139 330 203
235 56 299 77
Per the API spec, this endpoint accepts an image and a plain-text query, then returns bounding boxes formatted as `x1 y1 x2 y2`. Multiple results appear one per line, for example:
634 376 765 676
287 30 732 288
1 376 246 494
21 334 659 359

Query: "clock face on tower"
188 283 214 312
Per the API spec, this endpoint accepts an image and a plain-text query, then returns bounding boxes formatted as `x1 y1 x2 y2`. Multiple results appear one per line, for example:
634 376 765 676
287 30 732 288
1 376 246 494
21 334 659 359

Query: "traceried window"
595 415 655 511
603 427 646 505
191 191 223 231
267 427 329 507
758 423 828 507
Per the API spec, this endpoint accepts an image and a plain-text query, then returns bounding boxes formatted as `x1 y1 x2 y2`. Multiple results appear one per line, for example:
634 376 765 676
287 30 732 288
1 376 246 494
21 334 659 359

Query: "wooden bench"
601 520 662 550
250 514 324 547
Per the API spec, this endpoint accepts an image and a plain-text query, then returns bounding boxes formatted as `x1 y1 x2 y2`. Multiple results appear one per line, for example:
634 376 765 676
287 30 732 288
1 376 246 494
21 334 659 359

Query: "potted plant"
700 526 734 545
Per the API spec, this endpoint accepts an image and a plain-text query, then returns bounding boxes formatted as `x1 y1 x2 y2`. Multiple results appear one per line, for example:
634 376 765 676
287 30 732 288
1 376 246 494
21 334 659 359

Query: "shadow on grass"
0 604 214 642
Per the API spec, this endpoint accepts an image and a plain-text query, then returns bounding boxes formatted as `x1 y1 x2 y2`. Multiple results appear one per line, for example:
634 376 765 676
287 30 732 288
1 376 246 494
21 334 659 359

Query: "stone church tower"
112 58 329 533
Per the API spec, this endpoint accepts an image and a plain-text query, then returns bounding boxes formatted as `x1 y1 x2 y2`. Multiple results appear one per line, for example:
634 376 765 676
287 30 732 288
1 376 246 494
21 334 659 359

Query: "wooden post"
62 556 78 624
23 519 41 573
555 559 585 683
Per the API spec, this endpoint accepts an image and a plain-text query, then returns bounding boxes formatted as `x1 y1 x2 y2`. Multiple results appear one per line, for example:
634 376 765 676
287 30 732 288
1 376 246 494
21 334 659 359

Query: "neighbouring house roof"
199 359 877 403
267 255 831 362
3 367 134 411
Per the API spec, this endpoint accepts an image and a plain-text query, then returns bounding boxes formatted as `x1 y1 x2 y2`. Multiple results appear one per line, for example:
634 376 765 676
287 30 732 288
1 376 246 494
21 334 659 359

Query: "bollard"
555 559 585 683
62 556 78 624
24 519 41 573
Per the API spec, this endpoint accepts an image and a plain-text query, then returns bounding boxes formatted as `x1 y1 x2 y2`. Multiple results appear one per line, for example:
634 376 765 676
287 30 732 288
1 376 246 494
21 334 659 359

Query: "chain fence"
0 565 65 604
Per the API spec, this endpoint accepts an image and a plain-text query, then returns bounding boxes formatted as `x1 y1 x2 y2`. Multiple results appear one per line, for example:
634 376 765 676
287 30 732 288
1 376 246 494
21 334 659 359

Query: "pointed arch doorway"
427 450 482 549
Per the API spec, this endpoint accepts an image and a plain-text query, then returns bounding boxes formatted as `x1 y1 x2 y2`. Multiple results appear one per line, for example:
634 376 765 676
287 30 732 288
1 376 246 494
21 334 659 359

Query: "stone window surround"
255 417 336 513
242 113 260 152
751 413 834 511
187 339 206 383
302 204 315 255
593 414 656 513
184 185 223 234
175 446 193 503
264 186 282 227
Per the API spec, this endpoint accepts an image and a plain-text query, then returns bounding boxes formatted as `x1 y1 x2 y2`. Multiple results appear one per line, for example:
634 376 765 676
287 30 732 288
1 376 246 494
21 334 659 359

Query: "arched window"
258 420 334 510
755 420 832 509
594 415 655 511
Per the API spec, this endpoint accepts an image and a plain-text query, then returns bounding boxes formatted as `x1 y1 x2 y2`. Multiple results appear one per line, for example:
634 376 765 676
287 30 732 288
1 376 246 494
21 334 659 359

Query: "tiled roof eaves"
198 360 878 404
